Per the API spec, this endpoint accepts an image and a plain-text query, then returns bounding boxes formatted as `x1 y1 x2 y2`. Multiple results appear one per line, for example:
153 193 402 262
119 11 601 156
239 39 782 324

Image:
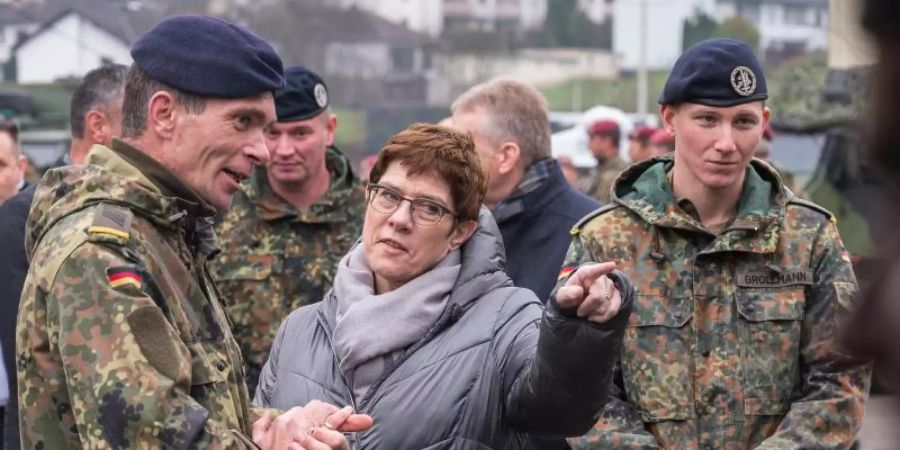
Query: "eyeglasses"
366 183 457 227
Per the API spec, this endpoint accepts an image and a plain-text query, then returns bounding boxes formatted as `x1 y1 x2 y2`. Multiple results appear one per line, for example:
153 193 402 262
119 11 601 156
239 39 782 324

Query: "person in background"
358 154 378 182
212 66 365 393
0 120 26 206
557 155 581 186
648 128 675 157
568 38 870 449
627 125 657 163
450 78 598 301
0 63 128 450
585 119 627 203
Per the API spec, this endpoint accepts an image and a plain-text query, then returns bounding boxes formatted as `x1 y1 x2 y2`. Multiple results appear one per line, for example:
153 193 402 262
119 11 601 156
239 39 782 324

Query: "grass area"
540 70 670 113
332 107 365 150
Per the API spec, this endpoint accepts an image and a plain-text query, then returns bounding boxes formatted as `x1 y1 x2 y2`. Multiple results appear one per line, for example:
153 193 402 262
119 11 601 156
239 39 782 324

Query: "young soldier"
566 38 870 449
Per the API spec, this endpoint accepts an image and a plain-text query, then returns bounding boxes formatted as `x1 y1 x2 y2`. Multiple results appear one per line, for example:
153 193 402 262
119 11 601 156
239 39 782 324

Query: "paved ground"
859 395 900 450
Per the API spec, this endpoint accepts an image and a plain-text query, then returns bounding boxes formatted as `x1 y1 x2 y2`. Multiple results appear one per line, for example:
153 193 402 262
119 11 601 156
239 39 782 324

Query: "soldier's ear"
496 141 521 176
660 104 676 135
147 91 177 139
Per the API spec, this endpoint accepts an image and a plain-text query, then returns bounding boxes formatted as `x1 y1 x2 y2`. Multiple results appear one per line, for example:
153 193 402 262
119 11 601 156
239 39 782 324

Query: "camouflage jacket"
567 156 871 449
211 146 364 392
17 141 256 449
588 156 628 204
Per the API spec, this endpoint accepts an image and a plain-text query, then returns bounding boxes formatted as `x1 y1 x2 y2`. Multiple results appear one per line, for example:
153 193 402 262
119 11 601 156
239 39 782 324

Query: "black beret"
131 15 285 98
659 38 767 107
275 66 330 122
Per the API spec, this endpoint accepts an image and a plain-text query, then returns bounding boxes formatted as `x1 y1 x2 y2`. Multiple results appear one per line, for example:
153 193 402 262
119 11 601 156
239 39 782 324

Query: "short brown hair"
369 123 487 223
451 78 551 167
120 64 207 138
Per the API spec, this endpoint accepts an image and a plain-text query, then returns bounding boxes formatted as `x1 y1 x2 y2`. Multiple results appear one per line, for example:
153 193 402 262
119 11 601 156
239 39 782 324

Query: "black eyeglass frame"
365 182 458 227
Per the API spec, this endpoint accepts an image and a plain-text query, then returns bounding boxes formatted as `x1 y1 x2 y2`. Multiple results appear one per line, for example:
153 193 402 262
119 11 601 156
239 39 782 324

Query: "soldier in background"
16 16 368 449
586 119 627 203
568 38 870 449
648 128 675 157
212 66 365 393
627 125 656 163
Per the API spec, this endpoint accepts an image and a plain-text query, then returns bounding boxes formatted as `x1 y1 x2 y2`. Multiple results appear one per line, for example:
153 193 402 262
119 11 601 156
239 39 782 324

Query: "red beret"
650 129 674 145
588 120 619 136
629 125 657 140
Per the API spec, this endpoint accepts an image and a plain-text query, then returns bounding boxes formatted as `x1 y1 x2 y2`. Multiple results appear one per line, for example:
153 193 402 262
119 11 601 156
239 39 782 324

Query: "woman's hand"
555 262 623 324
251 400 373 450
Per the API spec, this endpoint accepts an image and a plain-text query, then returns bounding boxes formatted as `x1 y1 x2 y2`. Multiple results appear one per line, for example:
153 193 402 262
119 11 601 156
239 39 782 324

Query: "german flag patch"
557 264 576 281
107 266 143 290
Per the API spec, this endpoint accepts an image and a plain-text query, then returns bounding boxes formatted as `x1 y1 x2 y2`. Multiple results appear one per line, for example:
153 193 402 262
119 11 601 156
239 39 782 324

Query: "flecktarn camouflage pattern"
212 146 364 392
16 143 258 448
567 156 871 449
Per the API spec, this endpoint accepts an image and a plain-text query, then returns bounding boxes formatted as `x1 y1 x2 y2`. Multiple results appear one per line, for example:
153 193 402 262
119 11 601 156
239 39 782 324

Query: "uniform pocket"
188 340 240 423
621 294 695 422
736 288 804 415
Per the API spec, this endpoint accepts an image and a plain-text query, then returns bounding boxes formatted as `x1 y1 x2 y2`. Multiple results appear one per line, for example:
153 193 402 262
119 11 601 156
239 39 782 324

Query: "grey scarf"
332 245 462 400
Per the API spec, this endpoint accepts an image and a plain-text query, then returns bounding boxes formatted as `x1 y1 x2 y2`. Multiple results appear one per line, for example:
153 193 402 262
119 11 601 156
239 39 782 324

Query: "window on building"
391 47 415 74
785 5 809 26
736 2 760 23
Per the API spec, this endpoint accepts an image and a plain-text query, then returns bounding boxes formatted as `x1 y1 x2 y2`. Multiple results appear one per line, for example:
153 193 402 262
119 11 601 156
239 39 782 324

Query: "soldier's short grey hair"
451 78 551 168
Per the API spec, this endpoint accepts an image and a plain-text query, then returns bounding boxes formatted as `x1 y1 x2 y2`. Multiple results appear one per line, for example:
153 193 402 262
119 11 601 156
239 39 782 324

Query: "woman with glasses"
253 123 634 450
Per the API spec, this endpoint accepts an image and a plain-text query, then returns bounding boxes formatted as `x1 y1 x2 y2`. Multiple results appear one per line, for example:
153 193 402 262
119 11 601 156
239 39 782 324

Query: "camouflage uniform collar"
109 139 217 218
248 145 362 223
617 157 786 253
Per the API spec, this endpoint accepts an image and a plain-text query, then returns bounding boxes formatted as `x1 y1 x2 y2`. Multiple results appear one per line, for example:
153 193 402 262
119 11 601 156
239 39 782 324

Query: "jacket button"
216 361 227 371
702 350 711 358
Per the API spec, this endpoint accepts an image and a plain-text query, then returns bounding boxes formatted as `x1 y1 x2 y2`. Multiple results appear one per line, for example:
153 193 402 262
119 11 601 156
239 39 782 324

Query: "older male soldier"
16 16 369 449
213 66 364 392
567 38 870 449
0 63 127 450
451 78 598 450
586 119 628 203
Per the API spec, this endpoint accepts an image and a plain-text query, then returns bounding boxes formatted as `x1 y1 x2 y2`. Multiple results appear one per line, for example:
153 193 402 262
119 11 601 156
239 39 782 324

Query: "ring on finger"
322 422 336 431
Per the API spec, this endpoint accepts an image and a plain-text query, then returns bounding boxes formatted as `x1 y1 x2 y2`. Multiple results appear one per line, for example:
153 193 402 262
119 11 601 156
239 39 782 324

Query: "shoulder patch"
787 197 834 221
87 204 133 241
107 265 144 291
571 203 622 236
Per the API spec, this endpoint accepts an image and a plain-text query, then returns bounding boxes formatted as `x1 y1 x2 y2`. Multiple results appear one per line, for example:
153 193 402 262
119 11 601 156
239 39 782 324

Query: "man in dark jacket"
0 63 126 449
451 78 599 315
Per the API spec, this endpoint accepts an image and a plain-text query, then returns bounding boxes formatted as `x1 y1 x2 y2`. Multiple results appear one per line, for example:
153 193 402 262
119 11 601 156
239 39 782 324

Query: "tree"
683 9 718 50
712 16 760 53
535 0 610 49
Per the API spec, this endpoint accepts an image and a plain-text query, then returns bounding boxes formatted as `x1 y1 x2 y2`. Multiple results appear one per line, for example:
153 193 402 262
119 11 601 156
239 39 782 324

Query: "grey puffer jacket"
254 209 633 449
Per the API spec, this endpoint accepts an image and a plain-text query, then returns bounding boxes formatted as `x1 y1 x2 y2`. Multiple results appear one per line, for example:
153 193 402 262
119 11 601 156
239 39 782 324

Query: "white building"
442 0 547 32
613 0 829 70
13 9 131 84
447 47 617 93
336 0 445 36
711 0 829 56
578 0 613 24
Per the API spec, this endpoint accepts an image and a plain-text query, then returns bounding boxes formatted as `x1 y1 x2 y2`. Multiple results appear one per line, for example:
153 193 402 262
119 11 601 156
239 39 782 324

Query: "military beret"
629 125 656 141
588 120 619 136
275 66 330 122
659 38 767 107
131 15 285 98
650 129 674 146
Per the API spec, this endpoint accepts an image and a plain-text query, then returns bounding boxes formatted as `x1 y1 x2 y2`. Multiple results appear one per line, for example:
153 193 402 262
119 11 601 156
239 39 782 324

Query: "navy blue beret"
131 15 285 98
659 38 767 107
275 66 329 122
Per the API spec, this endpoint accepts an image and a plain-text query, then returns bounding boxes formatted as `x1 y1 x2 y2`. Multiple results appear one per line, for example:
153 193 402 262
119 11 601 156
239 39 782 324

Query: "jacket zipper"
318 307 362 448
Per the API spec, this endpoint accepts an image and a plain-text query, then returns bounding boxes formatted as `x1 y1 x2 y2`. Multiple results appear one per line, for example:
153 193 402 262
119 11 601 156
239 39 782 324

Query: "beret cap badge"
730 66 757 97
314 83 328 109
